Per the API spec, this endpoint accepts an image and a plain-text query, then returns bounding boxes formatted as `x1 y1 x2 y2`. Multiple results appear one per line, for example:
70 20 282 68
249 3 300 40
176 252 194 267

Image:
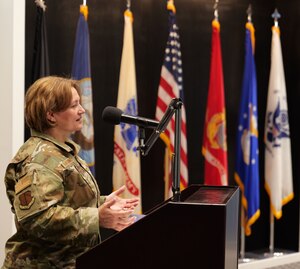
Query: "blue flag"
234 22 260 236
71 5 95 175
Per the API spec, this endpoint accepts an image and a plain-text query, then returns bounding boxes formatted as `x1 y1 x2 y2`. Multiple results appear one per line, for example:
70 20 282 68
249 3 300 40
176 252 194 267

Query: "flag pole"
239 6 250 260
213 0 219 21
240 209 245 259
126 0 131 10
267 8 281 257
269 210 274 254
239 7 250 255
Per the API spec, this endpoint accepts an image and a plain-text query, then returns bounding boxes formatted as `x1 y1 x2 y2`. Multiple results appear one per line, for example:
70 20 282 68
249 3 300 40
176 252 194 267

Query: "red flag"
202 20 228 186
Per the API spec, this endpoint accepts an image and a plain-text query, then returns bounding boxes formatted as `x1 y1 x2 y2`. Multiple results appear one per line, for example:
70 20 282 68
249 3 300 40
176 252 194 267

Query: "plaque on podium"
76 185 240 269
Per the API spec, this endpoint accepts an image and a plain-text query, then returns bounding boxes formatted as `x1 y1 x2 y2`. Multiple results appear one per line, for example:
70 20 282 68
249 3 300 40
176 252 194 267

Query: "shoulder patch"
19 191 35 210
15 176 32 194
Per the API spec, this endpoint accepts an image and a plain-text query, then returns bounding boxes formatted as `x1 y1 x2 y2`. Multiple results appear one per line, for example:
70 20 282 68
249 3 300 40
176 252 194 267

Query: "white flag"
113 10 141 213
264 25 293 219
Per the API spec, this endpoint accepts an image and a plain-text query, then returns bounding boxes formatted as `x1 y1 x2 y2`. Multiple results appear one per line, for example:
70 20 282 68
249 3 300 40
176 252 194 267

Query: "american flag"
155 1 188 198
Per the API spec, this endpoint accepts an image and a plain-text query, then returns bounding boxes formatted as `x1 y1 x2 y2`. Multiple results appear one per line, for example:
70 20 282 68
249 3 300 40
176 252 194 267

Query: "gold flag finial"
167 0 176 14
80 4 88 20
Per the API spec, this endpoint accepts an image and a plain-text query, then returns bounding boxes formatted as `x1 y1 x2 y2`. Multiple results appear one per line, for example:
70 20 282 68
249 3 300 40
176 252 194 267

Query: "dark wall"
25 0 300 252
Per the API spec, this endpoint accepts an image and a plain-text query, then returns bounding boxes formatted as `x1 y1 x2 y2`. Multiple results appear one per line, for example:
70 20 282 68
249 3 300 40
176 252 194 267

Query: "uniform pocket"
60 161 96 208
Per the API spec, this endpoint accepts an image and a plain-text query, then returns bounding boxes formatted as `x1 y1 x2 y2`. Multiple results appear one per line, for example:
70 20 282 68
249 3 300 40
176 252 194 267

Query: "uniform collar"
30 129 81 155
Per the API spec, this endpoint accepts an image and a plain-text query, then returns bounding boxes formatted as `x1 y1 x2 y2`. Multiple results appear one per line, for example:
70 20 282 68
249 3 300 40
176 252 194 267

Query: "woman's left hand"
106 185 139 211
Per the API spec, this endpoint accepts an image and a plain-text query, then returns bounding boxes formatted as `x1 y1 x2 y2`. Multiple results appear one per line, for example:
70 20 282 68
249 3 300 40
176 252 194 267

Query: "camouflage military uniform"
2 130 106 269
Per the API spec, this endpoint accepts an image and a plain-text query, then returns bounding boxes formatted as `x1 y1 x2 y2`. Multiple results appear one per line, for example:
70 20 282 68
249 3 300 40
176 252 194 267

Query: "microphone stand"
172 99 182 202
139 98 183 202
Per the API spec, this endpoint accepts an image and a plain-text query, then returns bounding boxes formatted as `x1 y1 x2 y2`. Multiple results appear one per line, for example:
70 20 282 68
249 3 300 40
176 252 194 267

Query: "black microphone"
102 106 159 129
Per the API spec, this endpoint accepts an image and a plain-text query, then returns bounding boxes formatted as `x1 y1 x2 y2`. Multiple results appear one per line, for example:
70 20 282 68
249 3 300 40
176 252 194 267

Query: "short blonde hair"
25 76 81 132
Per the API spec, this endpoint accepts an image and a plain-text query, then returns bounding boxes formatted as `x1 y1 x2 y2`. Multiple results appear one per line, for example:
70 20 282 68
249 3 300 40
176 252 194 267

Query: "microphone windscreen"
102 106 123 125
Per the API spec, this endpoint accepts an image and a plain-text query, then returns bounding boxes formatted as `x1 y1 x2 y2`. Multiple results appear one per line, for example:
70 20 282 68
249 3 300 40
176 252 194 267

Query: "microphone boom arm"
139 98 180 156
139 98 183 201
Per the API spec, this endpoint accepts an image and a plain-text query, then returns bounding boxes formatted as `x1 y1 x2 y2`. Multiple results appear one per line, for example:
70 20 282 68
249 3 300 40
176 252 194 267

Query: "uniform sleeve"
14 165 100 247
100 196 106 205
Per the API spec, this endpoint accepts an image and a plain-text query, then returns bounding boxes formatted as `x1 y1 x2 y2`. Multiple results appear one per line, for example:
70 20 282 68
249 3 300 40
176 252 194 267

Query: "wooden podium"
76 185 240 269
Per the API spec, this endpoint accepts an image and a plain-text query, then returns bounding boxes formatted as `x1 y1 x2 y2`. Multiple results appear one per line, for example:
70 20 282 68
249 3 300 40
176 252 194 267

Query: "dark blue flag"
71 5 95 175
32 1 50 83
